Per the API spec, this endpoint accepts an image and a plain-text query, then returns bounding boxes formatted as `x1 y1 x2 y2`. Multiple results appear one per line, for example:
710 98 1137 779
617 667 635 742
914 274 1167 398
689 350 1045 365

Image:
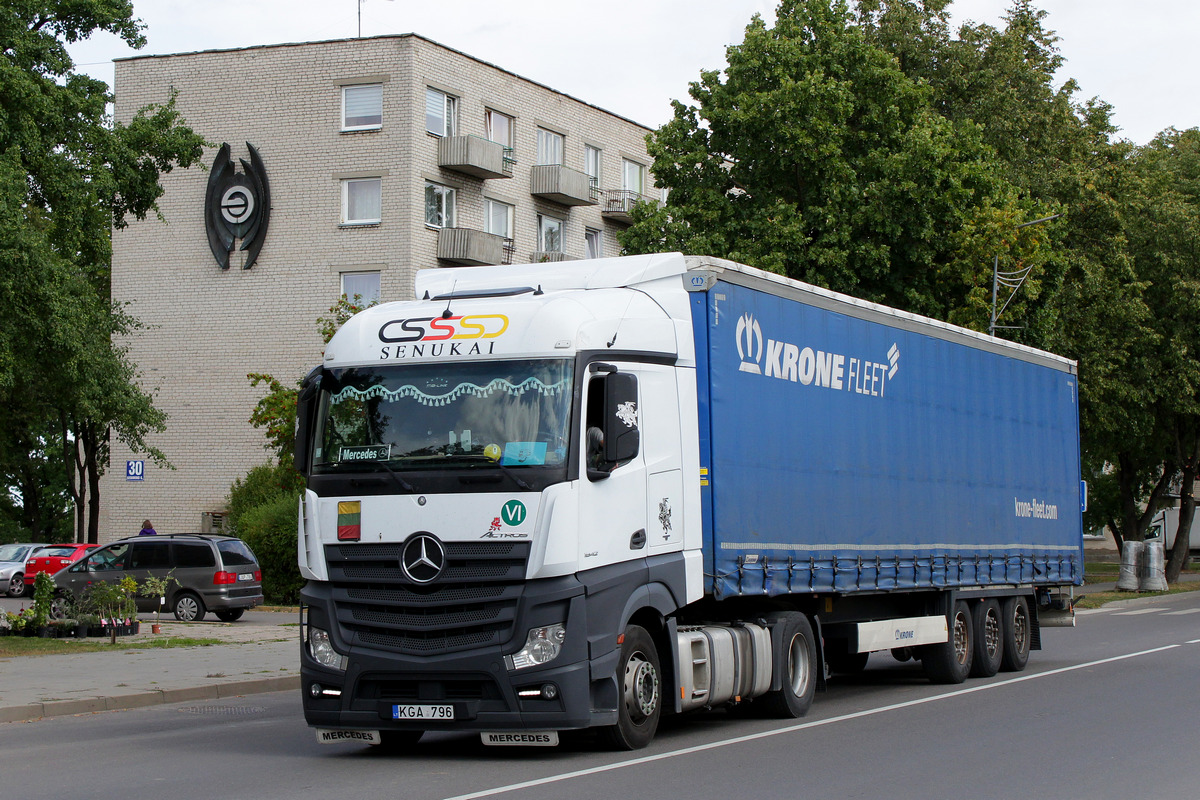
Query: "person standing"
139 519 157 536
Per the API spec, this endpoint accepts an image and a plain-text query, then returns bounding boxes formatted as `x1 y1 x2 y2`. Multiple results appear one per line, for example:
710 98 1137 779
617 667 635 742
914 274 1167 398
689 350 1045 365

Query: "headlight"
505 623 566 671
308 626 348 671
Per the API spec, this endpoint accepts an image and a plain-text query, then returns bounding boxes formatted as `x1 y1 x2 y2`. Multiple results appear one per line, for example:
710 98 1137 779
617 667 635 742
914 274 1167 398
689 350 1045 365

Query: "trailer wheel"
760 612 817 718
602 625 661 750
999 596 1031 672
969 599 1003 678
922 600 974 684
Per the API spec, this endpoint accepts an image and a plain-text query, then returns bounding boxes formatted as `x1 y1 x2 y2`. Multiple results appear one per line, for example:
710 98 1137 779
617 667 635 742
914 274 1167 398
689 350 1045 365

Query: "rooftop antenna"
358 0 394 38
442 280 457 319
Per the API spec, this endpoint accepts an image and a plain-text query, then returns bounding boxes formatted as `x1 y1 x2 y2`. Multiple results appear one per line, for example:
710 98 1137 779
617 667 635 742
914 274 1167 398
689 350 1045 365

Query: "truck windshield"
312 359 573 473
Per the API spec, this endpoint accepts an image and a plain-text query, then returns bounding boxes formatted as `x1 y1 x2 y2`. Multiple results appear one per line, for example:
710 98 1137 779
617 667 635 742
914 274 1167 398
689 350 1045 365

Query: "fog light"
505 623 566 671
310 683 323 698
540 683 558 700
308 627 348 671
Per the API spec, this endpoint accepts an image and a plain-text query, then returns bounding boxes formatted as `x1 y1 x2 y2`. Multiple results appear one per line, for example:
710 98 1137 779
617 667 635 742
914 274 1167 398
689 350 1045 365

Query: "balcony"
530 165 598 207
436 227 510 266
438 135 515 180
602 189 656 224
528 251 580 263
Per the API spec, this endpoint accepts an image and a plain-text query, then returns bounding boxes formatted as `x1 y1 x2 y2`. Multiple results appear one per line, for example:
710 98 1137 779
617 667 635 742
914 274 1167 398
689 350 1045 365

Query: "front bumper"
299 577 618 733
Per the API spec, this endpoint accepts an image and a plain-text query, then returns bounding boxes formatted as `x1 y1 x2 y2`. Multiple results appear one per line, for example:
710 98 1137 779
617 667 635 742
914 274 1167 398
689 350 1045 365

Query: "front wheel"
7 572 26 597
602 625 662 750
759 612 817 718
173 591 207 622
215 609 245 622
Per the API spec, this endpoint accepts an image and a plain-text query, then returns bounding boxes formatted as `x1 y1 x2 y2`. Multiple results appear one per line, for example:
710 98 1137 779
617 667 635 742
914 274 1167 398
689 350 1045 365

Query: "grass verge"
0 636 225 658
1075 581 1200 609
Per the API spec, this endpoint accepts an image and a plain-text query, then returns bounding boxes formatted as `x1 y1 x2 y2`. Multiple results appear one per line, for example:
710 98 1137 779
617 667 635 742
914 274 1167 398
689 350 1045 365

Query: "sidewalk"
0 611 301 724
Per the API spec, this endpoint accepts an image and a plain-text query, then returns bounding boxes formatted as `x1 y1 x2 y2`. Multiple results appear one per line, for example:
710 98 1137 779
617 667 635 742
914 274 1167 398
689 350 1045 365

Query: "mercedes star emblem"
400 533 447 584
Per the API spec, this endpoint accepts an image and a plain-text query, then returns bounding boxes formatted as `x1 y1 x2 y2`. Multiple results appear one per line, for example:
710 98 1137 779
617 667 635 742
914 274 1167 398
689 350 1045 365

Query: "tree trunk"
1166 438 1200 583
61 413 85 544
1118 453 1176 543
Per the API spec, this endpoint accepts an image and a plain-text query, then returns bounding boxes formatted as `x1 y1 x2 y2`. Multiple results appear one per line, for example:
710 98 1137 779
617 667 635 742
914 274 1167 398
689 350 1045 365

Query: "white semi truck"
294 253 1083 749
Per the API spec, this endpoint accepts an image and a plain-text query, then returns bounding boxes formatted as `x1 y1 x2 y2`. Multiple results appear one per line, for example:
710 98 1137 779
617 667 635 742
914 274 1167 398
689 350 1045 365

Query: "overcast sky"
66 0 1197 145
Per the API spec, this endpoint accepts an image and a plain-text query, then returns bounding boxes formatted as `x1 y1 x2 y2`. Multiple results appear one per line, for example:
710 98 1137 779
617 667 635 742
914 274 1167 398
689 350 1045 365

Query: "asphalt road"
3 592 1199 800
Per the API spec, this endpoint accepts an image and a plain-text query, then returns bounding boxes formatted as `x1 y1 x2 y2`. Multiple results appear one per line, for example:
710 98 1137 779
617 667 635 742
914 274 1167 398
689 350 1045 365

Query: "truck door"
577 364 648 570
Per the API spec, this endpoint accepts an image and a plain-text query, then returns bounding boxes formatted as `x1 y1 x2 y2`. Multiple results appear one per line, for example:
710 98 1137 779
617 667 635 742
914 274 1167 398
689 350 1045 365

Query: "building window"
537 128 564 165
341 271 381 305
623 158 646 195
584 145 602 183
585 228 603 260
342 178 381 225
538 214 563 253
342 84 382 130
425 88 458 137
484 198 514 239
425 182 456 228
486 109 514 147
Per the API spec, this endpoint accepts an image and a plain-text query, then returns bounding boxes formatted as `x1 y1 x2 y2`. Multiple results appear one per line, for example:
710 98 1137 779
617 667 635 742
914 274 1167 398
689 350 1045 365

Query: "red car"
24 544 101 588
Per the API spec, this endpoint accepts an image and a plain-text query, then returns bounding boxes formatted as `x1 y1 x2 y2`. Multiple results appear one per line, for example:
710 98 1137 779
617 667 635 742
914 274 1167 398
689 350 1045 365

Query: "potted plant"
74 613 98 638
139 570 179 634
31 571 55 636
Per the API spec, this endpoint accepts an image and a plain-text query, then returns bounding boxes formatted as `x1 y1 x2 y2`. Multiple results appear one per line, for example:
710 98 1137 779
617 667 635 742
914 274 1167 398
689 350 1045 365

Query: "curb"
0 675 299 724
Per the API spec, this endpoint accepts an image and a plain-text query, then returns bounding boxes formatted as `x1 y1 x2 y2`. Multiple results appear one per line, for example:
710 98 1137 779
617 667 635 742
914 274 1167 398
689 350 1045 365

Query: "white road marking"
442 644 1182 800
1164 608 1200 615
1113 608 1169 615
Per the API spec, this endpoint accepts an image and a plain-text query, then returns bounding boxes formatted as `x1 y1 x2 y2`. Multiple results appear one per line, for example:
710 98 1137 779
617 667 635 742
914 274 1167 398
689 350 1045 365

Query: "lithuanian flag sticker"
337 501 361 541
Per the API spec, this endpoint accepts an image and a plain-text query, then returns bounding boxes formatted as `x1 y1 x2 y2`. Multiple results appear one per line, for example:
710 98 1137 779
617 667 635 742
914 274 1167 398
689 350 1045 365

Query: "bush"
226 462 302 528
237 493 304 604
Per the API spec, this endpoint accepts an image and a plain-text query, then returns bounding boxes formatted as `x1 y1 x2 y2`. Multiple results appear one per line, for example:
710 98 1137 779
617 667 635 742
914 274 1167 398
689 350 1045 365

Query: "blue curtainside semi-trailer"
295 253 1083 751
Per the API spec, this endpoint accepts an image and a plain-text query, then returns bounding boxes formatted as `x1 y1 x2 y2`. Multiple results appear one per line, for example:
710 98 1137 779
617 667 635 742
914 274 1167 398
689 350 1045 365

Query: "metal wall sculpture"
205 142 271 270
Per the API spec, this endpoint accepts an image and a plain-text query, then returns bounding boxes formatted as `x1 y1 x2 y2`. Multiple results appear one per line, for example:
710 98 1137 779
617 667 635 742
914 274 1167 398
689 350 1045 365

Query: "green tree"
0 1 206 542
622 0 1029 324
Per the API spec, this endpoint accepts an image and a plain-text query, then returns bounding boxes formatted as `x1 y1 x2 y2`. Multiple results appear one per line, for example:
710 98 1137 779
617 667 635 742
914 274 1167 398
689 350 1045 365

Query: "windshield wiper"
446 454 535 491
349 460 416 493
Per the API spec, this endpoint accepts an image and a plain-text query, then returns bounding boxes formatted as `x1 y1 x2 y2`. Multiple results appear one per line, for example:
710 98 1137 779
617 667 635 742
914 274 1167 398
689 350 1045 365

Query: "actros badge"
205 142 271 270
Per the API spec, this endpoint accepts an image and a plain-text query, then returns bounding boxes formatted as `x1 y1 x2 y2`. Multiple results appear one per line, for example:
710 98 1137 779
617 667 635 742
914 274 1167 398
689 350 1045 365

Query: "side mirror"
604 372 640 464
294 366 322 477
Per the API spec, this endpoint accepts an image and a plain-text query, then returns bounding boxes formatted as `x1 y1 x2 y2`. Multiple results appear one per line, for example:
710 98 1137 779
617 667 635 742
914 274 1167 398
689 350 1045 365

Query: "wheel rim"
787 633 811 696
1011 603 1029 655
952 611 969 664
623 651 659 723
9 575 23 596
984 608 1001 658
177 596 198 621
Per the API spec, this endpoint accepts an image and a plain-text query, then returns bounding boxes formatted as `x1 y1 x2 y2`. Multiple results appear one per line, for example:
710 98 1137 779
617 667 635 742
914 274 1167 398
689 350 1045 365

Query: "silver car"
0 543 47 597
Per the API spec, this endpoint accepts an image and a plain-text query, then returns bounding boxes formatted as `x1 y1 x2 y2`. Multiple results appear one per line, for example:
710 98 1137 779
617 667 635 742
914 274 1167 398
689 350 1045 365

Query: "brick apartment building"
99 34 658 542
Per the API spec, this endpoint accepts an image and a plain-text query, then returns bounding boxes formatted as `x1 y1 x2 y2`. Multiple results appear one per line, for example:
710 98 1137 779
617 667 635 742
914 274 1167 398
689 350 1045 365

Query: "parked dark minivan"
54 534 263 621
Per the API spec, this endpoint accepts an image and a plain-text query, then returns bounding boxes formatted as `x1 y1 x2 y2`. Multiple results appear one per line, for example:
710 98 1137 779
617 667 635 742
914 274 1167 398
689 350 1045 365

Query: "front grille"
324 541 530 657
357 674 506 710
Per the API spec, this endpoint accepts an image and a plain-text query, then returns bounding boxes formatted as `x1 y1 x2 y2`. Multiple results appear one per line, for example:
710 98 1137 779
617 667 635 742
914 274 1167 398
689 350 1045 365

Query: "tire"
8 572 25 597
215 609 245 622
374 730 424 750
759 612 817 718
970 599 1003 678
999 595 1031 672
173 591 207 622
922 600 974 684
50 593 72 620
601 625 662 750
